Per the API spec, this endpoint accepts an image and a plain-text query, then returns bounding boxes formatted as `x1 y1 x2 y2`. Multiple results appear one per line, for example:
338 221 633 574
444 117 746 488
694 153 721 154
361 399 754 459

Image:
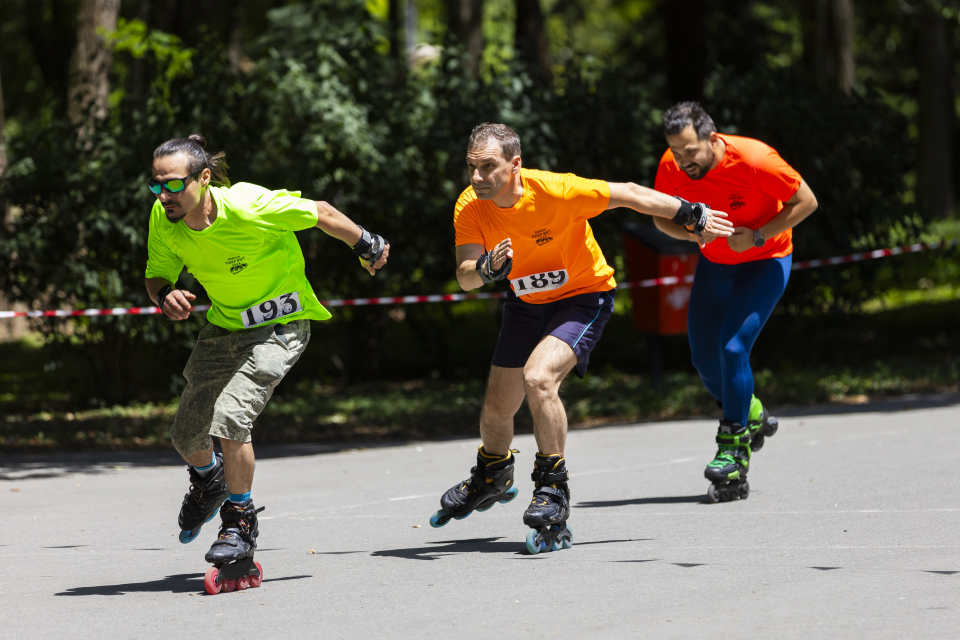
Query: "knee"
522 367 556 399
169 421 209 458
722 336 747 360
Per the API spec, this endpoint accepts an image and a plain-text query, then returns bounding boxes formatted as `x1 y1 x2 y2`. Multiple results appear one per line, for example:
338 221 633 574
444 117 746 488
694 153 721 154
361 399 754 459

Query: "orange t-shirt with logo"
654 134 802 265
454 168 617 304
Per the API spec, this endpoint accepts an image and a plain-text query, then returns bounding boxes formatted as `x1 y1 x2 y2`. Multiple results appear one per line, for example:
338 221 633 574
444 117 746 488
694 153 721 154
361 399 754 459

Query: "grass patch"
2 358 956 453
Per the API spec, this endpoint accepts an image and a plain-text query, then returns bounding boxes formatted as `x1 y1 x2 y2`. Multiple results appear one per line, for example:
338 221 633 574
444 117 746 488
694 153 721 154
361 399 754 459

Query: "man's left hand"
727 227 754 253
361 243 390 276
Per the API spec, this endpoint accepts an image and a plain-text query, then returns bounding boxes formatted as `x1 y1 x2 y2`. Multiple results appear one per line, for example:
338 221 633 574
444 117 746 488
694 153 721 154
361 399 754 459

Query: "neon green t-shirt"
145 182 332 331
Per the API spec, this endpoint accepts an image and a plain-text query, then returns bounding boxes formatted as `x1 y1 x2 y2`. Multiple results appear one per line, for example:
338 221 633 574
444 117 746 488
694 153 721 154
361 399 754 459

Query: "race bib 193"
241 292 301 328
510 270 569 296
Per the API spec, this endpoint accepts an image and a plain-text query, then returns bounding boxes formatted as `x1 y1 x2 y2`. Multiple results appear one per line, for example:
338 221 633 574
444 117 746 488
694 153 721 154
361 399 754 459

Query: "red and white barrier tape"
1 239 956 320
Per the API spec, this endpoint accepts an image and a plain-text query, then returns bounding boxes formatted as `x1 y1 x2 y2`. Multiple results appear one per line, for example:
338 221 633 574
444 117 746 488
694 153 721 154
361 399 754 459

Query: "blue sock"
228 491 251 504
192 452 217 478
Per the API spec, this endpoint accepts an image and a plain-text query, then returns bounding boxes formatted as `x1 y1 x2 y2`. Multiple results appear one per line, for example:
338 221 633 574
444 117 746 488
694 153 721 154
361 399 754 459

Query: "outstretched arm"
314 201 389 275
606 182 734 246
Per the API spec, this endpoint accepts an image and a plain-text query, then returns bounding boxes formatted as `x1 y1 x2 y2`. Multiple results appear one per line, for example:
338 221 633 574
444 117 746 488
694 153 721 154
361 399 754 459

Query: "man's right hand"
162 289 196 321
489 238 514 272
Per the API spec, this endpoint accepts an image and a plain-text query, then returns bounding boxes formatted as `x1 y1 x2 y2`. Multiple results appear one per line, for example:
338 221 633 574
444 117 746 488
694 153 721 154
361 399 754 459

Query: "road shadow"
0 441 407 481
577 495 705 508
56 573 312 596
372 536 646 561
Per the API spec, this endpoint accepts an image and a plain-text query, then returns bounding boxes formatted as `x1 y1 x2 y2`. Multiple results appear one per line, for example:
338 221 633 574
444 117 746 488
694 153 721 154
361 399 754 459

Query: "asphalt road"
2 393 959 639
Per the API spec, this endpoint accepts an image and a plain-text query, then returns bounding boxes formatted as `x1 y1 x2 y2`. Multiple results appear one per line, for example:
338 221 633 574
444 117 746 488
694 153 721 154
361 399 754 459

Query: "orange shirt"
454 168 617 304
654 134 801 264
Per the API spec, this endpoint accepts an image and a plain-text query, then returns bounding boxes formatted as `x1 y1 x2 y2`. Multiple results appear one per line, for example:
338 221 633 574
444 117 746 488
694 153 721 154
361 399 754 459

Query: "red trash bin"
621 222 699 335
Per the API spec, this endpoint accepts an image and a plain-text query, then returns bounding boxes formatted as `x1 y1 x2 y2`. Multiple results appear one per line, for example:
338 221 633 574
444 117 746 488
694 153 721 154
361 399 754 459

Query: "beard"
163 206 186 223
683 148 716 181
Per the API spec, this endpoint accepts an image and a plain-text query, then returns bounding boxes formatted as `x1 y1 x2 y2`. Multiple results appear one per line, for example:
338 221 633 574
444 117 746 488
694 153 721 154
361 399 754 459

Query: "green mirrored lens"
148 182 162 195
166 179 186 192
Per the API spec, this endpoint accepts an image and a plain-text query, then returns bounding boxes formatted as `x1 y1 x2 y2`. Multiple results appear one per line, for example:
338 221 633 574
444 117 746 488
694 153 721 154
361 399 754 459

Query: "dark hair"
153 133 230 187
663 102 717 141
467 123 522 160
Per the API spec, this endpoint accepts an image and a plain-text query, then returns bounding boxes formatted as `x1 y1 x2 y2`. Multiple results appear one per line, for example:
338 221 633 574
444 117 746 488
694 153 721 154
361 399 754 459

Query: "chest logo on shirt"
226 255 248 275
532 228 554 246
728 193 746 210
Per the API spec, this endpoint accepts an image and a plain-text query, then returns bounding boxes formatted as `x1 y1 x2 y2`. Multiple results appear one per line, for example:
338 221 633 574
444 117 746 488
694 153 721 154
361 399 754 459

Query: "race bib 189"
241 292 301 328
510 270 569 296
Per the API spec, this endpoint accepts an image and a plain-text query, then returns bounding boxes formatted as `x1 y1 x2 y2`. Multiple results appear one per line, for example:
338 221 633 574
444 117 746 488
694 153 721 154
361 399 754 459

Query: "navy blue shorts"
491 288 617 378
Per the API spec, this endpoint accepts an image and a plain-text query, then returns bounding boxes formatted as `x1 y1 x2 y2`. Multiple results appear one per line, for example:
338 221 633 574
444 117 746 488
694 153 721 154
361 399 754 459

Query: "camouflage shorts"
170 319 310 457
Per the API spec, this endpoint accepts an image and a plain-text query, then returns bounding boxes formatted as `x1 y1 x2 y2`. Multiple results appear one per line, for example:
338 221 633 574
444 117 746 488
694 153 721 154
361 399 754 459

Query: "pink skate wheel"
236 576 249 591
221 578 236 593
204 567 222 595
249 562 264 588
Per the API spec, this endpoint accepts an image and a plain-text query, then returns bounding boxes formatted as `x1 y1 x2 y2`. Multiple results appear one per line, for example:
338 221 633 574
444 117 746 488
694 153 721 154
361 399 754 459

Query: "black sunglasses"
148 170 202 195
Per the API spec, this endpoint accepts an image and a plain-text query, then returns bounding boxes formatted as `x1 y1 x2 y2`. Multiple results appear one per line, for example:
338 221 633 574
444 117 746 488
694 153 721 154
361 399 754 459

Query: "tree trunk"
515 0 552 82
663 0 705 103
67 0 121 138
917 2 955 218
802 0 856 94
0 64 8 229
388 0 403 61
446 0 485 77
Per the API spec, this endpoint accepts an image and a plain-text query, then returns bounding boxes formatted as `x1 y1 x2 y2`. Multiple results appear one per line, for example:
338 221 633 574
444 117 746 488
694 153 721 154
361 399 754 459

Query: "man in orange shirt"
429 122 733 553
653 102 819 503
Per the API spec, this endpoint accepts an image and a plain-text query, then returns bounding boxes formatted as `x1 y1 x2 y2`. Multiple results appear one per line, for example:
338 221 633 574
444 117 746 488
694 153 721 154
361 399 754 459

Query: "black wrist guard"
352 226 387 265
156 284 173 319
476 252 513 285
671 197 709 237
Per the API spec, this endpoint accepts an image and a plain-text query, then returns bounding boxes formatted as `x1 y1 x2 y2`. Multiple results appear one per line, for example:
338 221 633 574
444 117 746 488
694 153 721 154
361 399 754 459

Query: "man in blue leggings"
652 102 819 502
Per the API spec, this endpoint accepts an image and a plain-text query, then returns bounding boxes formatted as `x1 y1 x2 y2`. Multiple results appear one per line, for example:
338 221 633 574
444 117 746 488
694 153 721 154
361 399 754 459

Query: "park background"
0 0 958 451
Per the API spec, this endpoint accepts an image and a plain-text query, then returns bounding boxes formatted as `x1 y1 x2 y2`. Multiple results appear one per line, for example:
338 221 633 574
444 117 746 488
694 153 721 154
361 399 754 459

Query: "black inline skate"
704 421 752 503
523 453 573 554
430 447 520 528
178 453 228 544
203 500 265 595
748 395 779 452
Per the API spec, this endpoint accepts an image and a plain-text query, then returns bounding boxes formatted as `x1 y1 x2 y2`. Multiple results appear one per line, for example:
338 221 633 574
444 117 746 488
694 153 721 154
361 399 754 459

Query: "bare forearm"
315 201 363 246
653 216 699 242
145 277 173 304
759 181 819 238
607 183 686 218
457 260 484 291
759 201 817 238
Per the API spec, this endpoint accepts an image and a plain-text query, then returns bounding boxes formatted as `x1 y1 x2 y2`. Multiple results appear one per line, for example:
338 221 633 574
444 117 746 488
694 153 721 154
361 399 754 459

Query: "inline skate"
429 447 520 528
203 500 265 595
523 453 573 554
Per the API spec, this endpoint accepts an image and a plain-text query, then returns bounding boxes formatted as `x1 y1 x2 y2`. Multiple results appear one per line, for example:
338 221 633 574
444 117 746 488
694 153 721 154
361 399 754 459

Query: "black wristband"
156 284 173 319
671 198 696 227
476 252 512 285
352 226 386 265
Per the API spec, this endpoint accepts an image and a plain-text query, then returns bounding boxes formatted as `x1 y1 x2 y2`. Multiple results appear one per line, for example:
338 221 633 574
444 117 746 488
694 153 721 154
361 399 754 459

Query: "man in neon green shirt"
144 134 388 591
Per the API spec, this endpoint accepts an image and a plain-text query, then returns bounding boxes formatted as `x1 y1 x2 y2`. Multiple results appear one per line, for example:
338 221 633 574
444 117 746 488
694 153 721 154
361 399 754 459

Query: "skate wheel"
453 511 471 521
429 510 450 528
766 416 779 436
738 481 750 500
236 576 249 591
203 567 222 595
561 523 573 550
221 578 236 593
549 538 561 552
500 486 519 504
476 503 493 512
707 484 720 504
525 529 542 555
249 562 263 588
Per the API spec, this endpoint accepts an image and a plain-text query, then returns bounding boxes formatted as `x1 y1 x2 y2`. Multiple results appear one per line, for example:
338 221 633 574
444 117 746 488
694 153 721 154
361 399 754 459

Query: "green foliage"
0 0 940 405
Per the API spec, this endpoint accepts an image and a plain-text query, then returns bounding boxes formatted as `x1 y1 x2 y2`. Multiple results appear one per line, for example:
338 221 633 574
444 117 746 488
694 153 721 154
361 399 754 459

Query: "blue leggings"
687 254 792 425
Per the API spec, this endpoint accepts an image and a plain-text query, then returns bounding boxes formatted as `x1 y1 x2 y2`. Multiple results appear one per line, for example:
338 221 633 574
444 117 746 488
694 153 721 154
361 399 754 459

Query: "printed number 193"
242 292 301 328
